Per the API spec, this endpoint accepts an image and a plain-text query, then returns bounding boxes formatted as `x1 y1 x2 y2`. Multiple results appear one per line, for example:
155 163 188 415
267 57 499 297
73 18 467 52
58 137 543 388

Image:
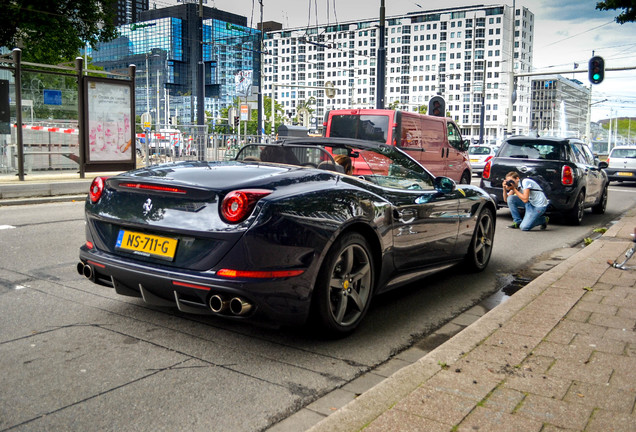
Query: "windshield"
329 115 390 143
499 140 561 160
235 142 434 191
352 145 434 190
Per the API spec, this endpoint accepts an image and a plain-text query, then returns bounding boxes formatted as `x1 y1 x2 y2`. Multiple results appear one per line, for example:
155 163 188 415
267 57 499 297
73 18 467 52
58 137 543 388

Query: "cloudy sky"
177 0 636 121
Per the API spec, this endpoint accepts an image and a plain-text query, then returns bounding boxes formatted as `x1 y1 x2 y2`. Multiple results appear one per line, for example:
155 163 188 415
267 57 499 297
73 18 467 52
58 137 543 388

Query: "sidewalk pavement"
306 209 636 432
0 172 115 205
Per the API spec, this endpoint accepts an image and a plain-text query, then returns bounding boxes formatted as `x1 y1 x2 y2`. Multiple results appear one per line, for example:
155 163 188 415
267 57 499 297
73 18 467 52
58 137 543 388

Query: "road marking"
0 225 16 230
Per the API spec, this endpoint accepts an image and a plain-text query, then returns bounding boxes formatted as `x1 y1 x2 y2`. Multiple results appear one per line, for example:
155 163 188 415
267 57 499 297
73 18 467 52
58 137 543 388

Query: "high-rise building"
530 76 590 139
264 3 534 142
88 2 260 127
111 0 149 26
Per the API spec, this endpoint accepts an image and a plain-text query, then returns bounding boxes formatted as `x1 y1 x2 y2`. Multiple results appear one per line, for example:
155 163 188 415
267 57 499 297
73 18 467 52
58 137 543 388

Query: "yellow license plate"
470 159 479 163
115 230 178 261
617 172 633 177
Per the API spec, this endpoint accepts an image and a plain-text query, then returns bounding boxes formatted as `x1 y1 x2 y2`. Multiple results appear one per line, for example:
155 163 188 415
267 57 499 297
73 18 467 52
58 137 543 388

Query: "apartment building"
530 75 591 139
264 3 534 142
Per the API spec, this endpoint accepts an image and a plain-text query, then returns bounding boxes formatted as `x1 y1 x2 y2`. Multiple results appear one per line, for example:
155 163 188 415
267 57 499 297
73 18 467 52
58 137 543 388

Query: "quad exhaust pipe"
209 294 252 316
77 262 93 280
229 297 252 316
77 262 254 316
209 294 229 313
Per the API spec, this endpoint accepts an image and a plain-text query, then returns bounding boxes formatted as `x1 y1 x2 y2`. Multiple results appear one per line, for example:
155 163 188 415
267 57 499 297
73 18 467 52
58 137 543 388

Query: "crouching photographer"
502 171 549 231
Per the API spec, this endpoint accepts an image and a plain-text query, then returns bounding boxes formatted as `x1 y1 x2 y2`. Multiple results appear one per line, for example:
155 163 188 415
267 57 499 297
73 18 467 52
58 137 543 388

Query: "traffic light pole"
375 0 386 109
512 65 636 78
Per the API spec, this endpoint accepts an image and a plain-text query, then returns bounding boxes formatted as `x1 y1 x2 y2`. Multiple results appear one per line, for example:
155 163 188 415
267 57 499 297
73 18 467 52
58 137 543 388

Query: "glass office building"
88 3 260 127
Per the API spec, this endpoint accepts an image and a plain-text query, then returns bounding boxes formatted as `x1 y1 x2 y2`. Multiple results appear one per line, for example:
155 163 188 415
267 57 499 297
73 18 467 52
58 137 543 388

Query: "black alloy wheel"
312 232 374 336
567 191 585 225
591 186 608 214
464 207 495 272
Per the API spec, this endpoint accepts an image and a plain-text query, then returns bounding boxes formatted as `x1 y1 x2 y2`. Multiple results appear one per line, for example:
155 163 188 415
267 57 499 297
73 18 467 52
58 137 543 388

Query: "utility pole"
197 0 205 160
479 61 487 144
506 0 516 135
375 0 386 109
257 0 264 139
585 87 592 144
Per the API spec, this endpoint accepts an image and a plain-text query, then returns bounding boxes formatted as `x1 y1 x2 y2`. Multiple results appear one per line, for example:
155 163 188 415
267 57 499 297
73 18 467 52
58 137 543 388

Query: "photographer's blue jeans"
508 195 548 231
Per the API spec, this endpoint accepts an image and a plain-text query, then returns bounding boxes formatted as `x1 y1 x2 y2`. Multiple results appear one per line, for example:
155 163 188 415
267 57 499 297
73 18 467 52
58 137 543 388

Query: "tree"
1 0 117 64
388 100 400 110
596 1 636 24
416 105 428 115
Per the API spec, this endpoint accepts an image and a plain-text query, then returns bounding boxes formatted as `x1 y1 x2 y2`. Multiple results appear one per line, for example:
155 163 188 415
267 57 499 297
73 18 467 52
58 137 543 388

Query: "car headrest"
317 161 345 173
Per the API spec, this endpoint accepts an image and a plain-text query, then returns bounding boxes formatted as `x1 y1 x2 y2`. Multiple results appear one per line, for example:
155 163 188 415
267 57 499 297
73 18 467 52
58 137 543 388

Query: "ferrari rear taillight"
221 189 272 223
562 165 574 185
89 177 105 203
482 160 492 179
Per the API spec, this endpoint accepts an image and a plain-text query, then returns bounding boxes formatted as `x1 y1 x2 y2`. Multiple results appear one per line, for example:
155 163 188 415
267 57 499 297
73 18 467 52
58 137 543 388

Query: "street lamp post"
257 0 264 139
145 52 151 166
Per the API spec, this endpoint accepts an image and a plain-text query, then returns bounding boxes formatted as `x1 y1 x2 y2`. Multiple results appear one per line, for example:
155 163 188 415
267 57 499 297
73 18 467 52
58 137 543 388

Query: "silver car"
605 146 636 182
468 145 497 176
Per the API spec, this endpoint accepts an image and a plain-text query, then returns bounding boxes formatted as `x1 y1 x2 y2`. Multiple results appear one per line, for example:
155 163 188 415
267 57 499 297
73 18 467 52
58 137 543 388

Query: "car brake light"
119 182 187 194
562 165 574 185
484 155 493 163
482 160 492 179
216 268 304 278
221 189 272 223
89 177 105 203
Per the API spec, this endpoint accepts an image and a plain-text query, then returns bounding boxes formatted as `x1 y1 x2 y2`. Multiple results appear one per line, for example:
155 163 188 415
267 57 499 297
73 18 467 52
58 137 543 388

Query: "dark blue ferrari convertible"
78 137 496 335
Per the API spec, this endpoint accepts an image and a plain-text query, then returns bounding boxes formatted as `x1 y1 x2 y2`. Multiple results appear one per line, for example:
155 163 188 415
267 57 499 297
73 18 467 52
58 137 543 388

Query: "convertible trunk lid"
84 162 298 270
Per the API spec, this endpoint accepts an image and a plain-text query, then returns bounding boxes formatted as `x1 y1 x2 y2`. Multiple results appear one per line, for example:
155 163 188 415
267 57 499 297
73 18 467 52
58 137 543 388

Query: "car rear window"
469 146 492 155
610 148 636 158
329 115 389 143
499 140 561 160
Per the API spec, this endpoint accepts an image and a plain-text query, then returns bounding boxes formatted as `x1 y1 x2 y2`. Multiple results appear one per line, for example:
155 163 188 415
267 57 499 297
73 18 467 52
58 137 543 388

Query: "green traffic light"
593 73 600 81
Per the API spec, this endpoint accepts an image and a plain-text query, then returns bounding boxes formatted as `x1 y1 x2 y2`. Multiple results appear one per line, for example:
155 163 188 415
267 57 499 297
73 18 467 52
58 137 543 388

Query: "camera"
505 180 515 188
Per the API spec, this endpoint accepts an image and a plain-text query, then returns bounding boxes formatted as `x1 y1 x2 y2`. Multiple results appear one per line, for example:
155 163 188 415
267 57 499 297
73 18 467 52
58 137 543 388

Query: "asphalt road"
1 183 635 431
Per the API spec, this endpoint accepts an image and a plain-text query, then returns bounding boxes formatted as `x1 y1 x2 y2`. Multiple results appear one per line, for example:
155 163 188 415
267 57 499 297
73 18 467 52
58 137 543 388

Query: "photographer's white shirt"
521 178 549 208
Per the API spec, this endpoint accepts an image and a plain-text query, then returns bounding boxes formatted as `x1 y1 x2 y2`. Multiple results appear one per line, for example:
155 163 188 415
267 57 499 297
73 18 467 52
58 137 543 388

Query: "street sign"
240 104 250 121
43 90 62 105
141 112 151 129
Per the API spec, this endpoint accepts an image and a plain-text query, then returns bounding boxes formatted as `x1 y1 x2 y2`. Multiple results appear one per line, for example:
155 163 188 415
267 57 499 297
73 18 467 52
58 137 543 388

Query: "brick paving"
308 210 636 432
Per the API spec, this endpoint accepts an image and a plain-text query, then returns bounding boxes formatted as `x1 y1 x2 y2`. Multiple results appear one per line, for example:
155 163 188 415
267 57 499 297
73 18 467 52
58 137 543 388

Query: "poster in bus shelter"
84 77 135 171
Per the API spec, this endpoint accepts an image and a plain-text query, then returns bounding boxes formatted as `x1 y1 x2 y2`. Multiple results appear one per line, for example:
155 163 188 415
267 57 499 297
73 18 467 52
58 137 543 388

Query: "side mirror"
434 176 457 194
598 161 608 169
461 139 470 152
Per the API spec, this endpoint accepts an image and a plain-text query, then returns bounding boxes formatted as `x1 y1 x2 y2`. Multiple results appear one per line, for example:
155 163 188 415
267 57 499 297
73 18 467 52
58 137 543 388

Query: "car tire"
591 186 608 214
464 207 495 272
460 171 471 184
566 191 585 225
311 232 374 337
